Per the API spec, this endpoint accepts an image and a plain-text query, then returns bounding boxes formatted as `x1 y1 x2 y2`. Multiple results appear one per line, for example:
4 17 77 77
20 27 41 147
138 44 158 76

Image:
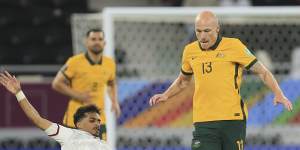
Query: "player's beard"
90 46 103 55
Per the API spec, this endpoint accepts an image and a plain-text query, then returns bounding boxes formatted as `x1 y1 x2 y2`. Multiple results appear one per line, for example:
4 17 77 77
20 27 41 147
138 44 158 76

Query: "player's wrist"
111 100 119 105
274 90 284 98
15 90 26 102
162 94 169 100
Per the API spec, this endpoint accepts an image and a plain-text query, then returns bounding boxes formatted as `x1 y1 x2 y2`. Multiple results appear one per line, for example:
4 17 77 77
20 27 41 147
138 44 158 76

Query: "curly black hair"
73 105 101 127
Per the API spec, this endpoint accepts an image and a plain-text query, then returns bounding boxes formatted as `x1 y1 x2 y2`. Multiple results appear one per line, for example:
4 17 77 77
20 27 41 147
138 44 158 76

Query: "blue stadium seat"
248 79 300 126
118 80 149 102
118 81 171 125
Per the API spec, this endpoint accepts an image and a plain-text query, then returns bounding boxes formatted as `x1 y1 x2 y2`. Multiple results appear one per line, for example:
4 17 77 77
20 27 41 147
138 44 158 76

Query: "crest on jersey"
216 52 225 58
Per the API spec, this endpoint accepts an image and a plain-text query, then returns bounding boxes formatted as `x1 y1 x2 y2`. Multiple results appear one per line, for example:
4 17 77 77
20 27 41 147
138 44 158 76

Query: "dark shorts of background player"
99 124 107 141
192 120 246 150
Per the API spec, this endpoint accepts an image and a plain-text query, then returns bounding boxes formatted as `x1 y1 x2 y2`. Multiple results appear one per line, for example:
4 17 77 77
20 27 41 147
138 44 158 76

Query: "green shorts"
192 120 246 150
99 124 107 141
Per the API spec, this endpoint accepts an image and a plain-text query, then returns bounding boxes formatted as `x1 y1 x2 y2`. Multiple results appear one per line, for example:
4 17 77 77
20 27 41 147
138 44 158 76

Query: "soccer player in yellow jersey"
149 11 293 150
52 29 121 140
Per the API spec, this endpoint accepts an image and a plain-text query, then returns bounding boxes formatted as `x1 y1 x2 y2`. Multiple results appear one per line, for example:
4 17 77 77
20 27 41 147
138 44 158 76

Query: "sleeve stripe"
181 68 193 75
48 124 60 137
245 58 258 70
60 71 71 82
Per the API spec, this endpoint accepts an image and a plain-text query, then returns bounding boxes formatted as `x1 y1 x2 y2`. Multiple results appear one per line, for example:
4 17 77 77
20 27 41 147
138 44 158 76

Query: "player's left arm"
250 61 293 111
107 79 121 117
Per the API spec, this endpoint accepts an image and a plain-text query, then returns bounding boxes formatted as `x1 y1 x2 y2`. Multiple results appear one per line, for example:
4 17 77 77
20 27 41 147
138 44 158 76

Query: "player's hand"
273 94 293 111
74 91 93 104
149 94 168 106
0 71 21 94
111 102 121 118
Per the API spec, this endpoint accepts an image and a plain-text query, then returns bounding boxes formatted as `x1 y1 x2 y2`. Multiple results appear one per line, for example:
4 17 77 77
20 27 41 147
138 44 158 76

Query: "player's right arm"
52 64 92 104
52 72 84 101
149 72 192 106
149 45 193 106
0 71 52 130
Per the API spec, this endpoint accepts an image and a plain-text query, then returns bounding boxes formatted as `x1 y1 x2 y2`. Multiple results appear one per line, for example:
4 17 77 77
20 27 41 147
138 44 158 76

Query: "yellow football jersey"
61 53 116 127
181 37 257 123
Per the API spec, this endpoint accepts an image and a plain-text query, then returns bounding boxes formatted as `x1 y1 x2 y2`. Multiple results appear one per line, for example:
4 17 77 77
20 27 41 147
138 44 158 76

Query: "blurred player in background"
149 11 293 150
0 71 111 150
52 28 121 140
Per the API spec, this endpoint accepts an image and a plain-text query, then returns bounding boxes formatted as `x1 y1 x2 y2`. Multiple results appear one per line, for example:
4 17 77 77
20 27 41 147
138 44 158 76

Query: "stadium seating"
118 80 149 103
0 0 87 65
248 79 300 126
0 138 59 149
118 81 171 125
0 138 23 149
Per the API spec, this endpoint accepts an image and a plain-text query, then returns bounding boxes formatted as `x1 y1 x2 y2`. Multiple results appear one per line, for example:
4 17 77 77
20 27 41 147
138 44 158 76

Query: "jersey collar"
85 52 102 65
198 35 222 51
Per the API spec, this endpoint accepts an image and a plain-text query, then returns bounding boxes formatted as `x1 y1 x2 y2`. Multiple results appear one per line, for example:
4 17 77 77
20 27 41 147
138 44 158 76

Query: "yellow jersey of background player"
60 53 116 127
52 29 121 140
